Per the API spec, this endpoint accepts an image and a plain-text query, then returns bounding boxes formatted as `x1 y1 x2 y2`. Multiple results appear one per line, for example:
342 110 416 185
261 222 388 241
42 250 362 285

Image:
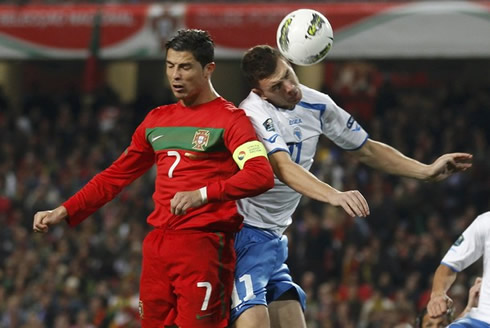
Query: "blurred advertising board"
0 2 488 59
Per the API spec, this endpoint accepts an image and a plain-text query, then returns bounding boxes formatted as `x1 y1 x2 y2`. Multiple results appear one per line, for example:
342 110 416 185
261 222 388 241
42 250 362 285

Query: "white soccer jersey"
441 211 490 323
237 84 368 235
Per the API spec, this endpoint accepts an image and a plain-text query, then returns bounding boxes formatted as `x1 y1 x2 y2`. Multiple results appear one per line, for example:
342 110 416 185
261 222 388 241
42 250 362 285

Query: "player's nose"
171 68 182 80
284 80 296 94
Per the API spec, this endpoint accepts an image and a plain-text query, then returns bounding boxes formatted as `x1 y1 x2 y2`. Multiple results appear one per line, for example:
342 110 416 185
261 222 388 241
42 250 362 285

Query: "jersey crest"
293 127 302 141
192 129 210 151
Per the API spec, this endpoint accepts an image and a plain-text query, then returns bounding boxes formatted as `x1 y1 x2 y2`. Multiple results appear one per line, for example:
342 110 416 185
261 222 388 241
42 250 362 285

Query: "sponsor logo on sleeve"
453 235 464 246
262 118 275 132
346 116 361 132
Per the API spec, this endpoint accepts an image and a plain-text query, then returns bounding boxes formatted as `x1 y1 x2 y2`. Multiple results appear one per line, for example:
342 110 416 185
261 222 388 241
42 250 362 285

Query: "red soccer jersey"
63 97 273 232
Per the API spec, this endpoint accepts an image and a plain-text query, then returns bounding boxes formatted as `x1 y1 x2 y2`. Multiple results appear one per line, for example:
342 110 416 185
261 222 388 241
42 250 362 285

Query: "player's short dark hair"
165 29 215 68
241 45 287 89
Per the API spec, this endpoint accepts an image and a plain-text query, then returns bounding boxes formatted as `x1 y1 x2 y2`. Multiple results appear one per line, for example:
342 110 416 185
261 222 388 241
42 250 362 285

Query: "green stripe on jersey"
146 127 226 152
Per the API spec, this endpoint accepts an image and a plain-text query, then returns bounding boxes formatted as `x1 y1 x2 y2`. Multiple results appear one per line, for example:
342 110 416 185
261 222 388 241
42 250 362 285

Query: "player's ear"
252 88 266 99
203 62 216 79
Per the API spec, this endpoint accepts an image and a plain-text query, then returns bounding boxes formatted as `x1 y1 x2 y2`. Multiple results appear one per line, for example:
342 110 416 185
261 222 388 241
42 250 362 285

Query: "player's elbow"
261 165 275 192
273 161 297 187
243 157 275 194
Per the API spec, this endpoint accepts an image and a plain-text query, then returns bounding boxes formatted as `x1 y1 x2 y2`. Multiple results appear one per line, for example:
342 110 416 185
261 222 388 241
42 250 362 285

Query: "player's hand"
427 153 472 181
327 190 370 218
467 277 482 308
33 206 68 233
427 293 453 318
171 190 206 215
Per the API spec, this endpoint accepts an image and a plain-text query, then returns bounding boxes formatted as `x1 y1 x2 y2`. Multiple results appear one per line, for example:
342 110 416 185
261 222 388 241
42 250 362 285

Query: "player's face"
255 58 302 110
422 313 450 328
166 49 214 106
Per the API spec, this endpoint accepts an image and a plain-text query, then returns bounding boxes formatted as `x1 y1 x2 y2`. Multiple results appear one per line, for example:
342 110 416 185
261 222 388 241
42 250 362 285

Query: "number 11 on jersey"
287 142 302 164
231 274 256 308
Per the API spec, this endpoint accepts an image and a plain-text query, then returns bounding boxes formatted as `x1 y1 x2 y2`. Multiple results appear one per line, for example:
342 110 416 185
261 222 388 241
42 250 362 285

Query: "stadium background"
0 1 489 327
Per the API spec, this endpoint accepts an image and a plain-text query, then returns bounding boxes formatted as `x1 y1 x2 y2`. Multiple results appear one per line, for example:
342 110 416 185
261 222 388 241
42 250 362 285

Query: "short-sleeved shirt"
238 84 368 235
442 211 490 324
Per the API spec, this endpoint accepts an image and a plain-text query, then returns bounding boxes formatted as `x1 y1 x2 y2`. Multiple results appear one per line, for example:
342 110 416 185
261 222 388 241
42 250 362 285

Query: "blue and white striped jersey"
237 84 369 235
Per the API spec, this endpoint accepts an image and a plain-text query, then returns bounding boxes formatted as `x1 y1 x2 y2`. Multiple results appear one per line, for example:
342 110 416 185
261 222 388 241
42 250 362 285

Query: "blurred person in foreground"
230 44 473 328
413 276 481 328
428 211 490 327
32 29 274 328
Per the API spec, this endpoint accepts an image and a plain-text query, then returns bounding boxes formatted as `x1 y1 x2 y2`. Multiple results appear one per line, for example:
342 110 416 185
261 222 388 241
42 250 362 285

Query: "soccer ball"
276 9 334 66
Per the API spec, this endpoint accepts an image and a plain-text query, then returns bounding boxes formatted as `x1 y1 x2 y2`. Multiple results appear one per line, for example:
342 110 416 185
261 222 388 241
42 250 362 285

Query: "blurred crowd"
0 60 489 328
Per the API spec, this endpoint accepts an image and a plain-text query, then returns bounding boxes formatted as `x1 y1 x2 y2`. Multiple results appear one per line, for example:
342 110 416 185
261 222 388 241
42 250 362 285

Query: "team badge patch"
192 129 210 151
263 118 275 132
293 127 302 141
139 300 144 319
453 235 464 246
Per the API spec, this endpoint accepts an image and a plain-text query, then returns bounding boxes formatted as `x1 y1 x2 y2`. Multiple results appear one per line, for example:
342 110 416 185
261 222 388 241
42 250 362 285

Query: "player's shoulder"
299 84 335 105
216 97 241 113
148 103 176 115
475 211 490 225
141 104 176 124
211 97 249 122
240 91 275 114
466 211 490 236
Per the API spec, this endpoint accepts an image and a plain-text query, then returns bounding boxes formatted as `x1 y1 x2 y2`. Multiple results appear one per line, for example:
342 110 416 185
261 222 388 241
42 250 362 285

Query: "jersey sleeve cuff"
199 186 208 203
206 182 221 202
62 198 81 227
441 261 460 273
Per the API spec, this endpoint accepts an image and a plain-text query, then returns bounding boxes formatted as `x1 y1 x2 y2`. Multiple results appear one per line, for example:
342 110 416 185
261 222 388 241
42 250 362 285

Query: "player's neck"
180 84 219 107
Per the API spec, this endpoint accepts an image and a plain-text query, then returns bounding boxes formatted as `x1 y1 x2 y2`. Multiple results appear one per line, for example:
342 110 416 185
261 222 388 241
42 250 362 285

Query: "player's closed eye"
271 83 282 91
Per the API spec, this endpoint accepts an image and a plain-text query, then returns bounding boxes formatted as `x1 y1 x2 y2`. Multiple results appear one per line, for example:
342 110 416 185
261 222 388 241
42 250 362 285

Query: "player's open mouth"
289 89 300 102
173 84 184 92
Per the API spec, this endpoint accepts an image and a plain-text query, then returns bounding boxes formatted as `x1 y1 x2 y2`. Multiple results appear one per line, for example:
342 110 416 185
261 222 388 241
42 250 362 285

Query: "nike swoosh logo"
196 313 215 320
263 134 279 144
151 135 164 142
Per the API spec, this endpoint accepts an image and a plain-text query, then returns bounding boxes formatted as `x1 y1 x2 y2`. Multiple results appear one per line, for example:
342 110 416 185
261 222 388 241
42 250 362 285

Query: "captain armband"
232 141 268 170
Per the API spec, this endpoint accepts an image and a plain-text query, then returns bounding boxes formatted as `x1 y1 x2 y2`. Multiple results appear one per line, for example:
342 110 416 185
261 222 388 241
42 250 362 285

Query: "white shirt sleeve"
321 93 368 150
441 213 488 272
299 85 368 150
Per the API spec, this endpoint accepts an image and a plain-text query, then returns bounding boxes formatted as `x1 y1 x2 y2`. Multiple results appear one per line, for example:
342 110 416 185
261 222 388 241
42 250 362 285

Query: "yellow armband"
232 141 268 169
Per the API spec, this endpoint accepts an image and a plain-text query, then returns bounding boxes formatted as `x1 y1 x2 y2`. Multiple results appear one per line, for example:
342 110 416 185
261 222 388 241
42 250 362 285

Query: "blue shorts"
230 225 306 322
449 317 490 327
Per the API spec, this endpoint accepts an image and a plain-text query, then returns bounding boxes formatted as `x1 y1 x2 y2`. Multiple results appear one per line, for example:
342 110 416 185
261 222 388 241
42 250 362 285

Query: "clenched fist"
33 206 68 233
